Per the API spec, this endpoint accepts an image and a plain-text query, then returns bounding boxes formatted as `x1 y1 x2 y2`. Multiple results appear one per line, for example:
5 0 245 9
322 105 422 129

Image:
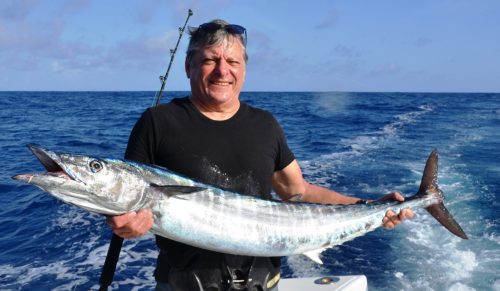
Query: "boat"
280 275 367 290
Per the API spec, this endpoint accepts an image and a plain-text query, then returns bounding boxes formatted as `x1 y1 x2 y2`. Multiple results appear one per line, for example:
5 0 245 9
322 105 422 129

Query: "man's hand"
377 192 415 229
107 209 154 239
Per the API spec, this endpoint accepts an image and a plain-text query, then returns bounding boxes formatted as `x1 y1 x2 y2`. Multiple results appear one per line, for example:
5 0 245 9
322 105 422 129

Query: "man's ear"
185 59 190 79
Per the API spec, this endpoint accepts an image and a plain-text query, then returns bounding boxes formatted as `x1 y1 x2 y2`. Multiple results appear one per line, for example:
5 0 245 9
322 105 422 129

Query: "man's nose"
214 60 229 76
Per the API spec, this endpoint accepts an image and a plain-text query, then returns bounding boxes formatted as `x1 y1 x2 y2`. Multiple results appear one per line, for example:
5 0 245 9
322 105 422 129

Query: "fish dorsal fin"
303 248 327 264
150 184 206 197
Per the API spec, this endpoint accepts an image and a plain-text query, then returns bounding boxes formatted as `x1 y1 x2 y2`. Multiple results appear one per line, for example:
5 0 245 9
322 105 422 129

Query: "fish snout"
11 174 34 183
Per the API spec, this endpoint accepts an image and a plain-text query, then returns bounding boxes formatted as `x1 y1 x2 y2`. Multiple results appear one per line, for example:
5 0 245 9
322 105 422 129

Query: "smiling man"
185 23 247 121
108 19 413 291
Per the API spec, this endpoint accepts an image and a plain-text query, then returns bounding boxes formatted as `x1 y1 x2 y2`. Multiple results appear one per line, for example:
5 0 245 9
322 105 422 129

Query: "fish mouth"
12 144 76 182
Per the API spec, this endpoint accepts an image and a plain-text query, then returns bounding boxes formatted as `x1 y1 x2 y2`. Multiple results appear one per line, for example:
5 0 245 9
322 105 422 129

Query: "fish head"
12 145 148 216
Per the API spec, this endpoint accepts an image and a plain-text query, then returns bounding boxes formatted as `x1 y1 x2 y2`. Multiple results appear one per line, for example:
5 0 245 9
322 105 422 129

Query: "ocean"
0 91 498 290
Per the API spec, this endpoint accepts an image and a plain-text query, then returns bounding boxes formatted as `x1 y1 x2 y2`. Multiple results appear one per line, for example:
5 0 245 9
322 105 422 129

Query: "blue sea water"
0 91 498 290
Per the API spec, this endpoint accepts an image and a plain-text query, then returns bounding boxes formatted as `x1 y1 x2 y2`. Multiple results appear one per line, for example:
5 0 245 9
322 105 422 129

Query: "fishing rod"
98 9 193 291
153 9 193 107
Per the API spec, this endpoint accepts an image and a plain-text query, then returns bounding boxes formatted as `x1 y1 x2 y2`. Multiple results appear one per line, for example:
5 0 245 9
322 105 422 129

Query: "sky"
1 0 499 92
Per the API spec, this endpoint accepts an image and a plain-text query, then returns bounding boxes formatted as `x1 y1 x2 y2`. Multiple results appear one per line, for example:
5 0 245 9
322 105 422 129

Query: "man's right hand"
107 209 154 239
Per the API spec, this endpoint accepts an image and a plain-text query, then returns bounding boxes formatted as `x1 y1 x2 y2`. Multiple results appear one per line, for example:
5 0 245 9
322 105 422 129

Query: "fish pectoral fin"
302 248 327 264
150 184 206 197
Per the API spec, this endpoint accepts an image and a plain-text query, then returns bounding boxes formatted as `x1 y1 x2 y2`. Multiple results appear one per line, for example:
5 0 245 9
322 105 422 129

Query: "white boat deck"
279 275 367 291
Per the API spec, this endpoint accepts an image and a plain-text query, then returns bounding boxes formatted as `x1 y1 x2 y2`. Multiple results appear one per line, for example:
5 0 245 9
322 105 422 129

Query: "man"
108 19 414 290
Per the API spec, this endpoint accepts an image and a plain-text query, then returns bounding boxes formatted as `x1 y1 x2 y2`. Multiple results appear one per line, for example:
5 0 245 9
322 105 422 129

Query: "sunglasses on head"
197 22 247 45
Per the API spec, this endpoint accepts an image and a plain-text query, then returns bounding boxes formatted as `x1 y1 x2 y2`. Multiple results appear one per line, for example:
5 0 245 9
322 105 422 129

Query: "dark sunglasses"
196 22 247 45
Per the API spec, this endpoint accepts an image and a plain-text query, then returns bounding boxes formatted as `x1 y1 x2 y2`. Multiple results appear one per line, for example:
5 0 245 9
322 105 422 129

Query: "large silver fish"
12 145 467 263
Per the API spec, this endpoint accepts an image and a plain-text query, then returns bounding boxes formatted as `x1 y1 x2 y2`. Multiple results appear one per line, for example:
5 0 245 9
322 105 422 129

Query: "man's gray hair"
185 19 248 65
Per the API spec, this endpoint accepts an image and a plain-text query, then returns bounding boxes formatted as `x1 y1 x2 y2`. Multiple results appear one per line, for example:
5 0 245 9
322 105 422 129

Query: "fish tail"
418 149 468 239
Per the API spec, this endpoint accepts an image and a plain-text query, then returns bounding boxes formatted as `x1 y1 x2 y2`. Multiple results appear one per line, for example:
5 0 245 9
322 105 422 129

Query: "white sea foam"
295 114 490 290
391 160 487 290
382 104 433 137
0 196 159 290
300 102 437 187
493 280 500 291
448 282 477 291
335 103 434 158
309 92 351 118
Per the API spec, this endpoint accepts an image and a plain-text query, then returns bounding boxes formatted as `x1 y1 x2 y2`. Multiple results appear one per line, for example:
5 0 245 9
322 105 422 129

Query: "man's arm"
272 160 414 229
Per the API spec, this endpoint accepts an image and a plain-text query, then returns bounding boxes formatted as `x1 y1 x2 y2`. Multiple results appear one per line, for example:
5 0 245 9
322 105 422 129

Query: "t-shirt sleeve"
273 117 295 171
124 109 156 164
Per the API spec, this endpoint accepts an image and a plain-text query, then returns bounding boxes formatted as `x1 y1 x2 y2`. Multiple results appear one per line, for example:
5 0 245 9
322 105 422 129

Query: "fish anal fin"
303 248 327 264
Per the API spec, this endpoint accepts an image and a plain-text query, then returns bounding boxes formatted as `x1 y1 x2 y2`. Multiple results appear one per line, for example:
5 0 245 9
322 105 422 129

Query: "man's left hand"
377 192 415 229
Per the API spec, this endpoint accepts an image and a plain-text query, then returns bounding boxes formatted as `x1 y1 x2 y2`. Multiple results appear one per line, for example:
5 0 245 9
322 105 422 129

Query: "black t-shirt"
125 97 295 281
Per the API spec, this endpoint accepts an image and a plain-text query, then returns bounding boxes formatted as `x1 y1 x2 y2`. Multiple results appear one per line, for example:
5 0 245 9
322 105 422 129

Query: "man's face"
186 37 246 107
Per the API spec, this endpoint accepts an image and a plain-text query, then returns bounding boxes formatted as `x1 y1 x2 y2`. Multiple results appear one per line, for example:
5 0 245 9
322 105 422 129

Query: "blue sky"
1 0 499 92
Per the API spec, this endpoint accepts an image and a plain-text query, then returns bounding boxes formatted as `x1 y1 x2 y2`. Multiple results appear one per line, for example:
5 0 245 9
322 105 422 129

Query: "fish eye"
89 160 103 173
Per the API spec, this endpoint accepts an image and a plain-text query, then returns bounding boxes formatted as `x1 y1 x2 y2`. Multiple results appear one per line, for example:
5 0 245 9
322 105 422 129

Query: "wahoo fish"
12 145 467 263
